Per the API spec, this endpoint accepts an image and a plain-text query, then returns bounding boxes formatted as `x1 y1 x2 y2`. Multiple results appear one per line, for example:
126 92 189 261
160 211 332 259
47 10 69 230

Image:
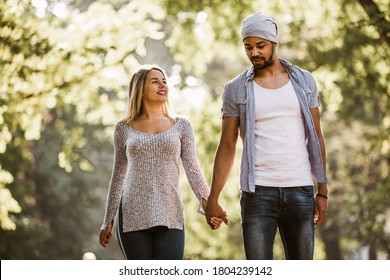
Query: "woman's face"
142 69 168 104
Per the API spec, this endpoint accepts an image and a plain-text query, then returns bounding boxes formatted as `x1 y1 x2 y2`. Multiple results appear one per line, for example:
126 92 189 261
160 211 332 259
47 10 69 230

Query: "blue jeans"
240 185 314 260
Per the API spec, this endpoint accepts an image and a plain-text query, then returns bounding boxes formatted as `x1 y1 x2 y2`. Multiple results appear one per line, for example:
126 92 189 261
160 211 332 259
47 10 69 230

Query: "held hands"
99 220 113 248
205 199 230 230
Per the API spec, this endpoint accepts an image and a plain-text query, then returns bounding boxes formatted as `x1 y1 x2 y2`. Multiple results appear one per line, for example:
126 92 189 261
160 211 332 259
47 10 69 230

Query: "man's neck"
253 58 289 89
254 57 285 78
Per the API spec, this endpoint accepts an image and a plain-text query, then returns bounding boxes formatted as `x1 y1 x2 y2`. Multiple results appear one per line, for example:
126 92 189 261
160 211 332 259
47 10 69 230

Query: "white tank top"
254 80 313 187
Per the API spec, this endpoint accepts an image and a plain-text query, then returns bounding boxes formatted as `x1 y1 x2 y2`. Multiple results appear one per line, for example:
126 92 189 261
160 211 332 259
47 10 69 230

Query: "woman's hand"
209 216 226 230
203 198 229 230
99 220 113 248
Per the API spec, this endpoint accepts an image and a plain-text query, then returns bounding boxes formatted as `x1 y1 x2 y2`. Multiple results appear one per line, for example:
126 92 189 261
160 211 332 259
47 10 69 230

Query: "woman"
99 65 222 259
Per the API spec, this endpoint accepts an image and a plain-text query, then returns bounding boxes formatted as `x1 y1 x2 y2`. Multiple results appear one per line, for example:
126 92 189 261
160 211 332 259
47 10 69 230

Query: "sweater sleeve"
101 122 128 230
179 119 210 214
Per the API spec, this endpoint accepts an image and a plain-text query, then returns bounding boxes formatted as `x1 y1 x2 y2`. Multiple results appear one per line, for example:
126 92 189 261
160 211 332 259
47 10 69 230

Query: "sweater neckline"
128 118 181 136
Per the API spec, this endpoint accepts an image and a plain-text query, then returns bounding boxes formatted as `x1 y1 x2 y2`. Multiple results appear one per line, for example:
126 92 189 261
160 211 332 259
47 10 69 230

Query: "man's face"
243 36 276 70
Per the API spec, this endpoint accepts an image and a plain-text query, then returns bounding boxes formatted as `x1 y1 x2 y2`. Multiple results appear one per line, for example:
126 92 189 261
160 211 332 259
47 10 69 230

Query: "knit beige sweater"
101 118 210 232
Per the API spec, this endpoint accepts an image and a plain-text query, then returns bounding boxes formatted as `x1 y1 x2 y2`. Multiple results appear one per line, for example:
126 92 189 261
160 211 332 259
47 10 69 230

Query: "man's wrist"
316 193 328 199
207 193 220 203
316 183 328 195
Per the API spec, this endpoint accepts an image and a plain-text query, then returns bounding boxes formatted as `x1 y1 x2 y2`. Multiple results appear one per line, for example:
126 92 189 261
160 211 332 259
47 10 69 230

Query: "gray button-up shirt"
222 58 328 193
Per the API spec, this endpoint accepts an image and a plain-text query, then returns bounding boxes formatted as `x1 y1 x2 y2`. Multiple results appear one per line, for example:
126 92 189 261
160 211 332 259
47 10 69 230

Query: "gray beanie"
240 12 278 43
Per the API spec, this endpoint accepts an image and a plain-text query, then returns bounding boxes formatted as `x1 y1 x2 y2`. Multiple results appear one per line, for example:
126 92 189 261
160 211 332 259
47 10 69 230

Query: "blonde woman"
99 65 222 259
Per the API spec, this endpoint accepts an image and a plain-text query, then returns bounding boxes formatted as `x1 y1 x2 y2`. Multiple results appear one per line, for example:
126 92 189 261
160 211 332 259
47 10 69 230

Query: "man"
205 12 328 260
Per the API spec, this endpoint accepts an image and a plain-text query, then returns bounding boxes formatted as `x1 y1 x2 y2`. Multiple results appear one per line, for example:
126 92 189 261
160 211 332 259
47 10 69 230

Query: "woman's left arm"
180 119 210 212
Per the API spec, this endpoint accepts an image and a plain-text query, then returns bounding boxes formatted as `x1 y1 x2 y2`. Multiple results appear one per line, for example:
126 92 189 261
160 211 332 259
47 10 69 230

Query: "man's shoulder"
280 58 314 79
224 68 251 95
293 65 313 80
227 69 250 85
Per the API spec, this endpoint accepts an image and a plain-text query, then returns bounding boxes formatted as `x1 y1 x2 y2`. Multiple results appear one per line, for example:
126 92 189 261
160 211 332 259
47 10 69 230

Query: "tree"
0 0 167 259
1 0 57 231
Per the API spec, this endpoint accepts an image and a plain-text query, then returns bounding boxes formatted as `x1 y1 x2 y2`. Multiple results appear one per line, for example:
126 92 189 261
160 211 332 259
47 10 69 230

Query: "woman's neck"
138 106 166 122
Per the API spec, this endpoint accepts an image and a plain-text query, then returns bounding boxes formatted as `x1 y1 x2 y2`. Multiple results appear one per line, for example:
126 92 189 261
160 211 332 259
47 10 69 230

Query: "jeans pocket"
299 185 314 195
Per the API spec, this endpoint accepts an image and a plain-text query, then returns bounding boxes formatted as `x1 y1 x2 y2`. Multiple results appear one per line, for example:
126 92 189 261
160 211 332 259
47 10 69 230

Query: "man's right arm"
206 117 239 227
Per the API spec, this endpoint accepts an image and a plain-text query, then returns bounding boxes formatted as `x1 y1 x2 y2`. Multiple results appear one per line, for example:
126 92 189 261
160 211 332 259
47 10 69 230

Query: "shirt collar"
245 66 255 81
279 57 293 73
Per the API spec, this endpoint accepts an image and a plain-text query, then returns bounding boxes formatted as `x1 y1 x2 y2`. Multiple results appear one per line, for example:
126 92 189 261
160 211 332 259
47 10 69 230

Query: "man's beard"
251 47 275 70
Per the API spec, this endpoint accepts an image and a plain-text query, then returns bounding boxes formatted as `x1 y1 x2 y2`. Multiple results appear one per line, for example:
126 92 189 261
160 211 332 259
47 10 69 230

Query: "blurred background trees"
0 0 389 259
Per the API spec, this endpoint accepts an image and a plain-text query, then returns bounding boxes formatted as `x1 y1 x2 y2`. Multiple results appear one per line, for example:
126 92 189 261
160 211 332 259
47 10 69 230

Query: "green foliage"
322 114 390 259
0 0 55 230
278 1 390 258
162 0 255 77
0 0 166 259
0 177 21 230
163 0 254 43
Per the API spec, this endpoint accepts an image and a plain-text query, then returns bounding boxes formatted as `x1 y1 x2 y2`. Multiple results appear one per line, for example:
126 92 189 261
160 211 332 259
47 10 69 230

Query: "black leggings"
117 202 185 260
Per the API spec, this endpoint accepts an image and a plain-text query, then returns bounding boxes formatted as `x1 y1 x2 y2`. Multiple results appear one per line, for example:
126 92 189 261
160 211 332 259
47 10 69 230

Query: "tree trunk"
319 223 342 259
369 241 377 260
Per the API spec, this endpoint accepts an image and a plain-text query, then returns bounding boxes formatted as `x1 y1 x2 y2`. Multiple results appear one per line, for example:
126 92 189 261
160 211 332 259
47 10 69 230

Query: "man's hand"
314 195 328 225
205 199 229 229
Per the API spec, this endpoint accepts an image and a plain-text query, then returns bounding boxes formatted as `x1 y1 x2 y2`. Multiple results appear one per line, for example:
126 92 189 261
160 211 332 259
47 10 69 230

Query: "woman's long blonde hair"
123 65 173 125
